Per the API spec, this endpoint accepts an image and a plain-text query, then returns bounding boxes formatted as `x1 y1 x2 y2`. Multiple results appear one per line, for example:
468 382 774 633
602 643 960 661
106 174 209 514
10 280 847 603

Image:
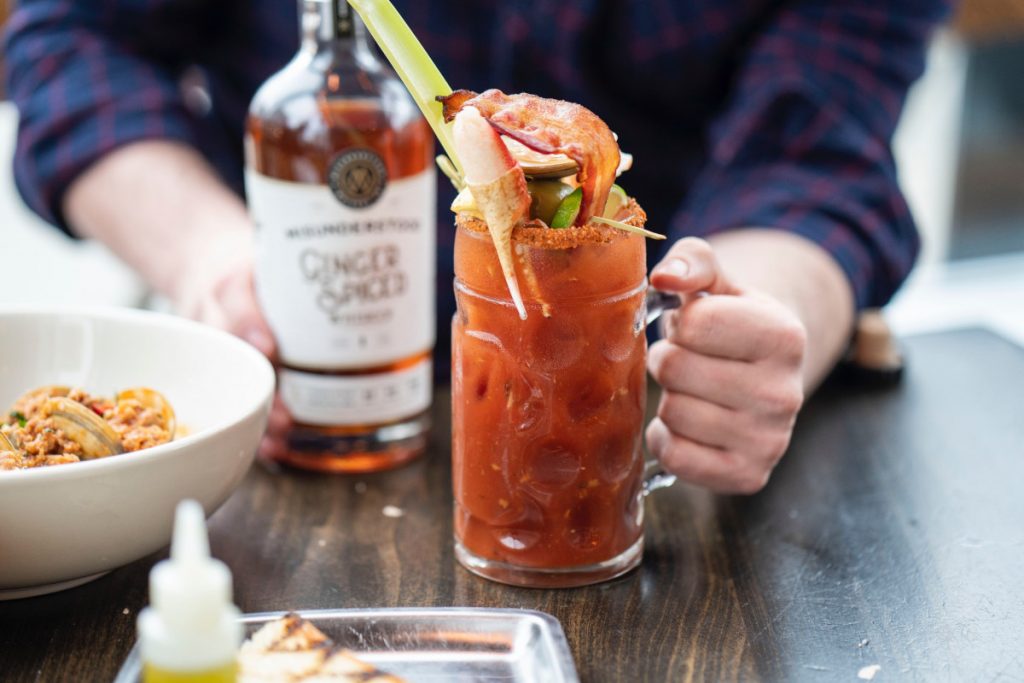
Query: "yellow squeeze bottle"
137 500 242 683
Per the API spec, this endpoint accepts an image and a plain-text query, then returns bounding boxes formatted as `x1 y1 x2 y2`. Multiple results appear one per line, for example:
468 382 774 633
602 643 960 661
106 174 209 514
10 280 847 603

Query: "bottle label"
279 359 432 426
247 167 436 370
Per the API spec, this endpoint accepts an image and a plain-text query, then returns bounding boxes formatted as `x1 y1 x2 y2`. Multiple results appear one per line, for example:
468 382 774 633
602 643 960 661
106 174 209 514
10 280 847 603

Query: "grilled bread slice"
237 613 403 682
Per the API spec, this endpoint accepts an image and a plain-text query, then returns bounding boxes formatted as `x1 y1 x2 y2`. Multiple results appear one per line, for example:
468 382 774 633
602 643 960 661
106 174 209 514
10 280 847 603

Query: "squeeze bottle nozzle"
137 500 242 680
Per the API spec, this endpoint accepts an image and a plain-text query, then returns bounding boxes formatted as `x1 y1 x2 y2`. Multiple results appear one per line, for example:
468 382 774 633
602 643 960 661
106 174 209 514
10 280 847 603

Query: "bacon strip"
439 89 620 226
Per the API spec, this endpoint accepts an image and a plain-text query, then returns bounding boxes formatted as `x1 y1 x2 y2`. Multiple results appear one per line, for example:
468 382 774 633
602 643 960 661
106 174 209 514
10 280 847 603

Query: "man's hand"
176 243 294 463
65 141 294 462
646 237 808 494
172 229 293 462
173 229 276 357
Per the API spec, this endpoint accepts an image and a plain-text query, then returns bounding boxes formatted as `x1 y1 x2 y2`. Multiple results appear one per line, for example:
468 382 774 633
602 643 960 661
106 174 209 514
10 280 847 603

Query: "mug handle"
646 287 682 327
641 286 682 496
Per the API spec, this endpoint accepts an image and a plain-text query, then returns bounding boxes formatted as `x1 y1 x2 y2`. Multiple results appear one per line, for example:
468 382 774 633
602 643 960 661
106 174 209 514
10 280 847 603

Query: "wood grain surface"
1 329 1022 682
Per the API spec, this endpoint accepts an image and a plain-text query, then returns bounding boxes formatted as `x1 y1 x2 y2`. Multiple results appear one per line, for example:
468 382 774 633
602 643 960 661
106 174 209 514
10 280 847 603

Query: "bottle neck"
299 0 374 59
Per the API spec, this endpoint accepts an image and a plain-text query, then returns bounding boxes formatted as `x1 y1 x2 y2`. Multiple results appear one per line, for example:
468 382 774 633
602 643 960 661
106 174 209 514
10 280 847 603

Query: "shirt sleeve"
3 0 215 233
669 0 953 309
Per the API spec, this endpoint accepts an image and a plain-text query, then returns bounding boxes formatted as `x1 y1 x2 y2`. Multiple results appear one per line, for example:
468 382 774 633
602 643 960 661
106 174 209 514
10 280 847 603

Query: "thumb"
650 237 740 296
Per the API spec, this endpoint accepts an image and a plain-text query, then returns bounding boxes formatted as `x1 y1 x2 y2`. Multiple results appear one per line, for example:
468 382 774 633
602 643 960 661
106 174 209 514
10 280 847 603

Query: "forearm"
707 228 855 391
63 141 252 303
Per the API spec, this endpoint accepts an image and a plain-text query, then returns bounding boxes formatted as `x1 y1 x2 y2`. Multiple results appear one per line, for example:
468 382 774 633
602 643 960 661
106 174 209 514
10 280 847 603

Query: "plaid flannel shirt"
4 0 951 362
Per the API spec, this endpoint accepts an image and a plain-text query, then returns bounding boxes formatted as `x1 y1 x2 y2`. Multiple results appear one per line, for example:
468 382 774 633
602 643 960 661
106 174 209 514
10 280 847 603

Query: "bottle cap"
137 500 243 672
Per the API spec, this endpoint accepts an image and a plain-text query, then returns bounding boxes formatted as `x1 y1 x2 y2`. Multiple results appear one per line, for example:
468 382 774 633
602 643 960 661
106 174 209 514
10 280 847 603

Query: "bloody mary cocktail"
337 0 671 588
452 209 651 588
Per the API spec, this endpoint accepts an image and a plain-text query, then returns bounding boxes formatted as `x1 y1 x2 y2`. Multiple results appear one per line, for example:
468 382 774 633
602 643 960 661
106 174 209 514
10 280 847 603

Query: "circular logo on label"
327 148 388 208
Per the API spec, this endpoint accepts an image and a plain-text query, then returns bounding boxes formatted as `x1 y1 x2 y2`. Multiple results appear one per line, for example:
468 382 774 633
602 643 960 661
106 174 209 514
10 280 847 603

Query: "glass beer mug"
451 218 677 588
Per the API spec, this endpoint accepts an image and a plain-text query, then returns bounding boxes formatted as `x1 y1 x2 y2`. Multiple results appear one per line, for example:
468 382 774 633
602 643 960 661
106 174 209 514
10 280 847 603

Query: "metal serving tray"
114 607 579 683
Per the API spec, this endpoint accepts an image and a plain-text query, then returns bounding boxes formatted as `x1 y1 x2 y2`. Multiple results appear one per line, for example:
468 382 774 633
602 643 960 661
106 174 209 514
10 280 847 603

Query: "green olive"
527 180 575 226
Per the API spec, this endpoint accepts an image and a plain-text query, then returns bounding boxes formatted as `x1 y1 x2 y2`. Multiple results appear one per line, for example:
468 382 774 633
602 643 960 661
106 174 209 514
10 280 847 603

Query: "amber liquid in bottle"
245 0 436 473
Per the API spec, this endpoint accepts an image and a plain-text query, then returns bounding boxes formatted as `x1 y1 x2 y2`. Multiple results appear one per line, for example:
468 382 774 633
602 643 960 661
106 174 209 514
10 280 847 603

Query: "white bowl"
0 307 275 599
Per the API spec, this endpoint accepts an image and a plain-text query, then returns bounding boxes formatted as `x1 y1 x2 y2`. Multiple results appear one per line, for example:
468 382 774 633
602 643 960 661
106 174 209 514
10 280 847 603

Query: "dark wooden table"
2 328 1023 682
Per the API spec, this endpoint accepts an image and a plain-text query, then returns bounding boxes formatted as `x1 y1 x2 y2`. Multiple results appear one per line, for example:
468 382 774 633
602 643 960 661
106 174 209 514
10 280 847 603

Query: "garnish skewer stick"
592 216 666 240
347 0 462 174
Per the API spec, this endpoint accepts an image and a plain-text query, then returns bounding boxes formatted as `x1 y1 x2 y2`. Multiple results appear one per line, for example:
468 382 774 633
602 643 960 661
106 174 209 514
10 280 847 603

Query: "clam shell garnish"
11 385 71 412
503 138 633 179
616 152 633 176
116 387 177 437
502 137 577 179
0 429 21 454
43 397 124 459
22 385 72 399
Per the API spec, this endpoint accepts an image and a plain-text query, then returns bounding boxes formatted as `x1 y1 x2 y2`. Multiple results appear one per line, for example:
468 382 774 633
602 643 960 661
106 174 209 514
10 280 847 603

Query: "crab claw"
452 106 531 320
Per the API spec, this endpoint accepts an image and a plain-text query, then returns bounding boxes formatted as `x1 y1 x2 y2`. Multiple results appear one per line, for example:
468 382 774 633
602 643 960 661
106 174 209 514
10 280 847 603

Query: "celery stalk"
347 0 462 173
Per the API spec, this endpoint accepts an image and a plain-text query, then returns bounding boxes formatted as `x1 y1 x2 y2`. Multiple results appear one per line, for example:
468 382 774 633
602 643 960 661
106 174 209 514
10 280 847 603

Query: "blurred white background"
887 27 1024 347
0 103 146 308
1 13 1022 346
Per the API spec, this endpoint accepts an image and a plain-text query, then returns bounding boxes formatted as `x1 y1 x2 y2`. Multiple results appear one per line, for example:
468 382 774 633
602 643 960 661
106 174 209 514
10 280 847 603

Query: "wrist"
63 141 256 307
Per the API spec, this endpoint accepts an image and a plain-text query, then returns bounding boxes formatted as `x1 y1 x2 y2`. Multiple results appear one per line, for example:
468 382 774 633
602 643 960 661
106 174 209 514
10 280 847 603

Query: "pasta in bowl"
2 386 178 470
0 307 275 599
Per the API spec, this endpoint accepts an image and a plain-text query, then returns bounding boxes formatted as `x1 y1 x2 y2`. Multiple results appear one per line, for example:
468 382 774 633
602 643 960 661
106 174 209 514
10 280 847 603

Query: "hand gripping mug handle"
641 286 683 496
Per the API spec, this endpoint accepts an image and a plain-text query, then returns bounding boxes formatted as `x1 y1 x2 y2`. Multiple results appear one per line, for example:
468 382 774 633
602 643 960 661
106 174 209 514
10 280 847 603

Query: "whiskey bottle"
245 0 436 473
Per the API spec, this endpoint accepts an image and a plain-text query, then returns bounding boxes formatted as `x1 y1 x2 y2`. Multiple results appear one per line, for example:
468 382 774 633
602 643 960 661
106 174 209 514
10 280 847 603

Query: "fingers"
213 268 277 358
645 418 765 494
650 237 741 297
258 434 289 465
648 340 745 410
648 299 803 494
646 416 785 496
645 238 807 495
662 294 807 363
175 233 277 360
259 395 293 464
649 340 804 417
655 391 741 450
266 394 293 434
